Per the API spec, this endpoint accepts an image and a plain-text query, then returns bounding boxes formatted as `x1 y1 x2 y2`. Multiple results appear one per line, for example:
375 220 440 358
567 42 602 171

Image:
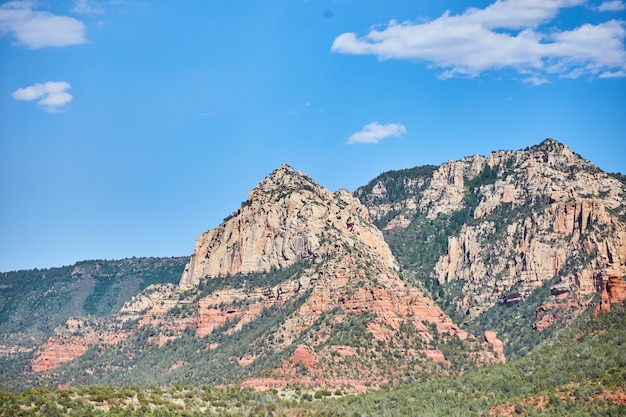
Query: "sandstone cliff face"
432 142 626 320
30 317 133 373
180 165 397 286
357 139 626 333
29 284 180 373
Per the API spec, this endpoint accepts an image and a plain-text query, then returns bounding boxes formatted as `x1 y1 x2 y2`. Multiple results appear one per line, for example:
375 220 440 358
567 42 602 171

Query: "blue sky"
1 0 625 271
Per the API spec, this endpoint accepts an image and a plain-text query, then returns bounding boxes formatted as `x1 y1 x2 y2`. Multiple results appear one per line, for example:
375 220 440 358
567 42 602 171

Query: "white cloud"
0 1 87 49
599 69 626 77
594 1 626 12
459 0 585 30
72 0 104 15
347 122 406 145
331 0 626 82
522 75 550 85
12 81 73 113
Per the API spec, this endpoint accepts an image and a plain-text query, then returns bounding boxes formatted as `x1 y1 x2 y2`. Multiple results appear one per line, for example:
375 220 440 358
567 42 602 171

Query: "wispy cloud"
72 0 104 15
347 122 406 144
12 81 73 113
0 1 87 49
594 1 626 12
331 0 626 83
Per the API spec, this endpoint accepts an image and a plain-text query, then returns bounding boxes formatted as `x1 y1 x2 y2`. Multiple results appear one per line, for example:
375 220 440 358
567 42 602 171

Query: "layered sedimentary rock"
357 139 626 332
431 142 626 320
180 165 397 286
595 275 626 316
30 317 133 373
29 284 181 373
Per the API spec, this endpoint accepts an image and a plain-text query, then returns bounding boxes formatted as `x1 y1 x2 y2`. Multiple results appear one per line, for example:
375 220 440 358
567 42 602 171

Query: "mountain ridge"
8 161 502 391
1 138 624 392
355 138 626 357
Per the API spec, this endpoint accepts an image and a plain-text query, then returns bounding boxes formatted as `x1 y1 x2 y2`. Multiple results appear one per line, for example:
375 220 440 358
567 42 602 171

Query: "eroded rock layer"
356 139 626 332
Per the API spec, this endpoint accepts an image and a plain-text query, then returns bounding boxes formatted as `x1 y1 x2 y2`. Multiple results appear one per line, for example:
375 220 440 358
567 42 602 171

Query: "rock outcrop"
356 139 626 336
595 275 626 316
29 284 181 373
180 165 397 286
30 317 133 373
484 330 505 361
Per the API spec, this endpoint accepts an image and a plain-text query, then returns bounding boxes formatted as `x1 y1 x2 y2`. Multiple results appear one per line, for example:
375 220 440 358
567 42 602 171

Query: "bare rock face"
420 155 485 219
30 317 133 373
195 289 272 338
484 330 505 361
31 336 93 373
595 275 626 316
357 139 626 334
180 165 397 287
290 344 315 366
431 141 626 320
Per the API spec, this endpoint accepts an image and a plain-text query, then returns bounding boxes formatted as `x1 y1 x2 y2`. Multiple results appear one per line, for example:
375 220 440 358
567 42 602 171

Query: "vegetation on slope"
319 305 626 416
0 257 187 336
354 165 437 230
355 165 438 205
3 257 491 392
2 305 625 416
365 161 586 359
2 262 318 390
0 257 188 390
47 293 310 389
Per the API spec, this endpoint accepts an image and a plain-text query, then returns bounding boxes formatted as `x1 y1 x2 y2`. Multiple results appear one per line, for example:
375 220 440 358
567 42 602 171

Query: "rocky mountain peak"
248 164 319 200
179 165 397 288
533 138 568 152
524 137 591 170
19 163 506 390
172 164 502 388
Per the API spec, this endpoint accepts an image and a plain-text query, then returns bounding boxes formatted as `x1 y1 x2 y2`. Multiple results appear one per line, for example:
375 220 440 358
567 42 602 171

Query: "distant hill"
0 257 187 384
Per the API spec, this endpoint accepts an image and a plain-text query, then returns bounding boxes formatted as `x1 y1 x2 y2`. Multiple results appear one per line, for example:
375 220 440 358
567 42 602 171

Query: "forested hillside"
0 257 187 384
1 306 624 416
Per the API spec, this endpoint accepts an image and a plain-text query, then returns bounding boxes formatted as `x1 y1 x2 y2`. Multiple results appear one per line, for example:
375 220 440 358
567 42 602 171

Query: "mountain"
1 139 625 395
3 165 500 392
355 139 626 357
